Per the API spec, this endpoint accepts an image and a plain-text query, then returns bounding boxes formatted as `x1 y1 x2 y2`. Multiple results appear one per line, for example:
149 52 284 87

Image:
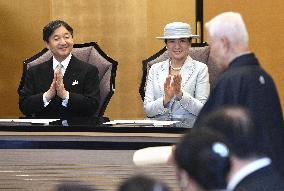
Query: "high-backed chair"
139 43 220 101
18 42 118 117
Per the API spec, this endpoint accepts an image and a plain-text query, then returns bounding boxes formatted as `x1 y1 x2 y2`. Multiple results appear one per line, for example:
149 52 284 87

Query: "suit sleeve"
19 67 46 116
143 66 169 117
66 64 100 116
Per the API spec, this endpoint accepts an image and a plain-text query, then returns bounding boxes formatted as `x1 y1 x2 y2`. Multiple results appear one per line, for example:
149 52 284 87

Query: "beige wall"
204 0 284 114
0 0 50 117
1 0 283 118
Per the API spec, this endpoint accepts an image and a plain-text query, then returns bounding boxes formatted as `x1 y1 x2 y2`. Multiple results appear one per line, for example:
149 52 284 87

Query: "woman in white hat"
144 22 210 122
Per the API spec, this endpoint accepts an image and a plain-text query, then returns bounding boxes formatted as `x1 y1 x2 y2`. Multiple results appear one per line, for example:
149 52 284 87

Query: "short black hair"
43 20 73 42
196 105 263 158
174 128 230 190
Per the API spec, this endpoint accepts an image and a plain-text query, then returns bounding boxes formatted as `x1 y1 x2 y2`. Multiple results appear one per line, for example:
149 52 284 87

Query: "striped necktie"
56 63 64 75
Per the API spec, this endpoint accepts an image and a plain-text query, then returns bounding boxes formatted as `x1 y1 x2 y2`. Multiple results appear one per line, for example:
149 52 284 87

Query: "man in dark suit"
175 106 284 191
196 12 284 176
19 20 100 118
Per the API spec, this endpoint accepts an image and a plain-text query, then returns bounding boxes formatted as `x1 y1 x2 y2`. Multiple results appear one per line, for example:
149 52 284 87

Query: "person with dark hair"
118 174 170 191
174 128 230 191
135 106 284 190
19 20 100 118
144 22 209 122
197 106 262 157
196 106 284 191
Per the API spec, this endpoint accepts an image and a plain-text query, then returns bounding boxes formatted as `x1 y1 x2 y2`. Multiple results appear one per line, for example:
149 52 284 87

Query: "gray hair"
205 12 249 48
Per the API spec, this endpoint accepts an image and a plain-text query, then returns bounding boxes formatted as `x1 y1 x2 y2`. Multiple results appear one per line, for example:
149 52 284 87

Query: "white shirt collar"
227 157 271 191
52 53 72 70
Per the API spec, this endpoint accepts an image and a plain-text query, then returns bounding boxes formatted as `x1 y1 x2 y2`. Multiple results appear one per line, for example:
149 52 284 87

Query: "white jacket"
144 55 210 120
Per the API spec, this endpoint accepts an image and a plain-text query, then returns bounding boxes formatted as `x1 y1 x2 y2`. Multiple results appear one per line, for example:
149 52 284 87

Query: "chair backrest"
139 43 220 101
18 42 118 117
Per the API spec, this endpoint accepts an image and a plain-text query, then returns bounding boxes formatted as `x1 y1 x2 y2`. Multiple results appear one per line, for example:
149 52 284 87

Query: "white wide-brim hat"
156 22 199 39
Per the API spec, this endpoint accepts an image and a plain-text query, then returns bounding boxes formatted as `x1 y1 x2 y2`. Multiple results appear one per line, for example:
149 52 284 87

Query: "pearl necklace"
170 61 182 71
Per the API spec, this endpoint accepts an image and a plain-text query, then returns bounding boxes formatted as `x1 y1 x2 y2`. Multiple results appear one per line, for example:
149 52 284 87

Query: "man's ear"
220 36 231 52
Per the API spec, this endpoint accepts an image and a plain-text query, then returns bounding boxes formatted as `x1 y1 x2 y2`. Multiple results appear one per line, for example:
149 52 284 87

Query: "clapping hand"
43 72 57 102
55 69 68 99
163 74 183 105
172 74 183 97
44 69 68 101
164 76 174 105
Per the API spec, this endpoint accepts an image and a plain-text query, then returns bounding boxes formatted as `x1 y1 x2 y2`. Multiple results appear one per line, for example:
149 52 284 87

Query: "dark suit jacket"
19 55 100 119
233 165 284 191
196 53 284 176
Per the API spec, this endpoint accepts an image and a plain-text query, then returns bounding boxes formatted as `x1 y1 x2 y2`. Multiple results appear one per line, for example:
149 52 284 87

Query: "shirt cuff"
43 95 51 107
175 95 183 101
62 91 69 107
175 90 183 101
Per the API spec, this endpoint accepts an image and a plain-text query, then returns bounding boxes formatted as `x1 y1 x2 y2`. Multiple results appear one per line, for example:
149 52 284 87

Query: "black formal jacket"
233 165 284 191
198 53 283 127
196 53 284 175
19 55 100 119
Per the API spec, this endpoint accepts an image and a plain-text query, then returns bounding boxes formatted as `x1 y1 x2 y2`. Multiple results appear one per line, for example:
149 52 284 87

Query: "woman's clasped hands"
163 74 183 105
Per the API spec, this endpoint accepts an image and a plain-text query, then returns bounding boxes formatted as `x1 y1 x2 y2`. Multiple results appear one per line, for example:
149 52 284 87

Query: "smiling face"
166 38 191 62
45 26 74 62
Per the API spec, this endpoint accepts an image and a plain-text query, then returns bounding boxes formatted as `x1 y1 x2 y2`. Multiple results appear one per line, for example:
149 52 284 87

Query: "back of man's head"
196 105 263 159
174 128 230 190
205 12 249 49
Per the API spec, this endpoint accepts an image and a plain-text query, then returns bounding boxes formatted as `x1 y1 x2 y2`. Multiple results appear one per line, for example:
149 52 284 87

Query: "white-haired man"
196 12 284 177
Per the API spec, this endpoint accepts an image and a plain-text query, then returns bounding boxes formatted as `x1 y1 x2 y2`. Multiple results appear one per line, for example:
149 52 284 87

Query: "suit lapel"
63 56 82 89
180 56 195 88
157 60 170 94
